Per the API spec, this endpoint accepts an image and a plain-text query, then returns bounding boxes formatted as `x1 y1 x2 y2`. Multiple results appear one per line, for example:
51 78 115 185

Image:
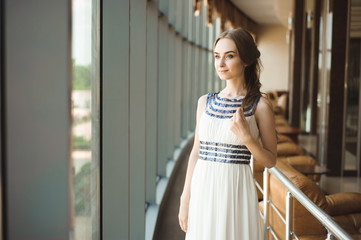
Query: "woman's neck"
221 78 247 97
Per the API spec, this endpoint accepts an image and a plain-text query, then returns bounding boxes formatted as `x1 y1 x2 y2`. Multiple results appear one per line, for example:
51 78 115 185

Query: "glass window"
342 0 361 175
71 0 100 239
344 39 360 171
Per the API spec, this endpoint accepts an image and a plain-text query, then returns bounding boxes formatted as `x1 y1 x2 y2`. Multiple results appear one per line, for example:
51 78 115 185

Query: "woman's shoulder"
195 94 209 116
197 92 217 110
257 95 273 109
254 95 274 118
197 93 209 106
198 91 218 102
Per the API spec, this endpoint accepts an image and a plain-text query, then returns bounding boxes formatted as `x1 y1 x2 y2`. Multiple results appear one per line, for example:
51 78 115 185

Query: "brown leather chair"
259 161 361 240
277 142 305 157
275 117 289 127
254 155 319 200
266 91 280 114
278 155 321 182
277 134 293 144
254 137 306 200
266 91 288 118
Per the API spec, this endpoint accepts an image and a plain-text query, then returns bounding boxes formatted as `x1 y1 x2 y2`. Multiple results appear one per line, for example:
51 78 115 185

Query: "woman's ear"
242 61 249 67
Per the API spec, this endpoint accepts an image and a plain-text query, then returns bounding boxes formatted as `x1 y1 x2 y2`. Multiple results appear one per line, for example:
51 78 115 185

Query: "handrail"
265 167 354 240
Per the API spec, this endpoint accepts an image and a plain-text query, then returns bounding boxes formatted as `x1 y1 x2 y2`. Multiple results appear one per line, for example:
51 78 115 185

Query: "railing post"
326 231 333 240
268 167 354 240
263 168 270 240
286 191 293 240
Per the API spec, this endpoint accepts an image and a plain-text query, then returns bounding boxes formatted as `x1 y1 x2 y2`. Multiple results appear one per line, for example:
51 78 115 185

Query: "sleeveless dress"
185 91 263 240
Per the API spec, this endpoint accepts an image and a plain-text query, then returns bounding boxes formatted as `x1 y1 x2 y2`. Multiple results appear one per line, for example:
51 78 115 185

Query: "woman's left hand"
230 107 253 144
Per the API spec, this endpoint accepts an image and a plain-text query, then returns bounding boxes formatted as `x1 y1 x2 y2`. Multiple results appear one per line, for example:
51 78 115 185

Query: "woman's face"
214 38 245 81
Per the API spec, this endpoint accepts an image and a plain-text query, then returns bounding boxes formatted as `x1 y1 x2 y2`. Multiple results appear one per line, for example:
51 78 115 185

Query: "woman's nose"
218 57 226 67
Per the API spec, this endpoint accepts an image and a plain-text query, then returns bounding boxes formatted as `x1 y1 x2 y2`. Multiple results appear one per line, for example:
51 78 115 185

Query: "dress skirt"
185 158 263 240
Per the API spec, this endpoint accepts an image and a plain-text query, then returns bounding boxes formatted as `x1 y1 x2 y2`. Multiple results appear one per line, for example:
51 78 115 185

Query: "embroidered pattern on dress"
199 140 251 164
205 91 260 119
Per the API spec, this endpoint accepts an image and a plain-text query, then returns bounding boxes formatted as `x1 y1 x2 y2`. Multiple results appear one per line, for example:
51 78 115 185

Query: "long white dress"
185 91 263 240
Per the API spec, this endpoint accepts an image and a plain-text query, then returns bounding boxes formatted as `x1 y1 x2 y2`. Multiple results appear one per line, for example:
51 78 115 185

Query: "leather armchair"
275 115 289 126
266 91 288 118
254 155 314 200
254 134 306 199
277 134 293 144
277 142 305 157
259 161 361 240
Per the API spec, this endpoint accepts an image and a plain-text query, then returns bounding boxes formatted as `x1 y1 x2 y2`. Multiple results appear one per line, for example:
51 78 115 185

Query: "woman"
178 28 277 240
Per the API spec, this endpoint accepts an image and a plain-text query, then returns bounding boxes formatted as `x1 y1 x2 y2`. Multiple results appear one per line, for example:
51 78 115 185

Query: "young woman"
178 28 277 240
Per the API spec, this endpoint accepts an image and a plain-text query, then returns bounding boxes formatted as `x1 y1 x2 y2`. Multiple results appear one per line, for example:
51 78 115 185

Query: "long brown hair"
214 29 263 109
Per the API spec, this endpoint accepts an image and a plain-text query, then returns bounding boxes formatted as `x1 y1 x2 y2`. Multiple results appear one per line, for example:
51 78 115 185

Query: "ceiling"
230 0 293 27
231 0 361 37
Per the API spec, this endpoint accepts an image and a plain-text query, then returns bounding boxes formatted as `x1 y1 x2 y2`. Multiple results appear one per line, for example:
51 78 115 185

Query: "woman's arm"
179 94 207 232
245 96 277 168
180 94 207 201
230 96 277 168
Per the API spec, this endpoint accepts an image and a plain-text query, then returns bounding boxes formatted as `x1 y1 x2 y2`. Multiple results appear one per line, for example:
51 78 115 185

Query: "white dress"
185 91 263 240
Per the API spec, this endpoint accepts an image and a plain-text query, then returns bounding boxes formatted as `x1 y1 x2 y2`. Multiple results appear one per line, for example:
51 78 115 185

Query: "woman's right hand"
178 196 189 232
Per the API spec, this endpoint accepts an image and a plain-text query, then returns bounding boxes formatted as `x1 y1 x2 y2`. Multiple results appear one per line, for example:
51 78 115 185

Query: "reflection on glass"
317 1 333 166
71 0 99 239
300 2 313 133
344 39 360 171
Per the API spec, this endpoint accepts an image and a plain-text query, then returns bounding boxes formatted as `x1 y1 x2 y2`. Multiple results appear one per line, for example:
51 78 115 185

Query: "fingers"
179 218 187 232
234 108 238 119
233 108 239 120
239 107 246 121
178 203 188 232
183 222 188 232
234 107 245 121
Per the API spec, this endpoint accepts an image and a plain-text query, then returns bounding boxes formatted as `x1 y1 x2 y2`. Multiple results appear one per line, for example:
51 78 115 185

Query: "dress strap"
205 92 215 108
248 95 262 116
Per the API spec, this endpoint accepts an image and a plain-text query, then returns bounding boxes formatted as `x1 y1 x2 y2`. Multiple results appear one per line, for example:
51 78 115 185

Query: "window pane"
71 0 100 239
344 39 360 171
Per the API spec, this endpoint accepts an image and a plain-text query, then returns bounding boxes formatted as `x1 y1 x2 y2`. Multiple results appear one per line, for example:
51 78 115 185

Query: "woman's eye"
214 55 233 59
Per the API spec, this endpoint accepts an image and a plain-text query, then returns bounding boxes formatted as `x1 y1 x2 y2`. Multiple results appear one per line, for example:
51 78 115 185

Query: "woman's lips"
219 70 228 73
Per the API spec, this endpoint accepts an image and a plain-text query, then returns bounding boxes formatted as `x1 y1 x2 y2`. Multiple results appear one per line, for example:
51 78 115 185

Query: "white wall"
257 25 289 92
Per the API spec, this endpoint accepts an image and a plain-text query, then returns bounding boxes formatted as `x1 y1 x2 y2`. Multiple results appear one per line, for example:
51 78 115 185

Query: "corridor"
1 0 361 239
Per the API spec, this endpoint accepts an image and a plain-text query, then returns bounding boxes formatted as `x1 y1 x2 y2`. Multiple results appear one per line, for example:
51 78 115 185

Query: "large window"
343 0 361 175
317 0 332 167
71 0 100 238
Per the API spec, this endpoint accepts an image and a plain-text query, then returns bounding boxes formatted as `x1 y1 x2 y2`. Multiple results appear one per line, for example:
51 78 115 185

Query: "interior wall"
257 25 289 92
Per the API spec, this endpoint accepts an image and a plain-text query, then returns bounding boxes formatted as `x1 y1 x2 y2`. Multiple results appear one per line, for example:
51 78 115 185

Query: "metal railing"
259 166 354 240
